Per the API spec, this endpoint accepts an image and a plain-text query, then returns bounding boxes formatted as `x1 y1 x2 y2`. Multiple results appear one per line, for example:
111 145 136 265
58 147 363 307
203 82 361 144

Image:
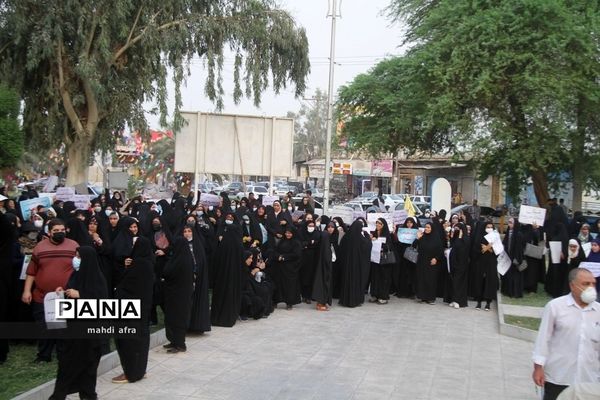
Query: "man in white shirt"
532 268 600 400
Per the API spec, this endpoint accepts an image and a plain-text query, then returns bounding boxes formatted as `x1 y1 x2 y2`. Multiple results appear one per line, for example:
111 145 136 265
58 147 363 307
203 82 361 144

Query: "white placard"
549 241 562 264
445 248 452 273
329 207 355 225
497 251 512 276
55 187 76 201
199 193 221 207
397 228 418 245
367 213 395 233
370 238 384 263
579 262 600 277
261 195 279 207
484 231 504 255
518 205 546 226
72 194 91 210
44 291 67 329
20 255 32 280
393 210 409 226
582 242 592 258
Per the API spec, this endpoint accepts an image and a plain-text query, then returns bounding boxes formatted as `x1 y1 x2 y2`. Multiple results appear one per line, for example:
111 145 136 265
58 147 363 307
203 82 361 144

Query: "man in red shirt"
22 218 78 363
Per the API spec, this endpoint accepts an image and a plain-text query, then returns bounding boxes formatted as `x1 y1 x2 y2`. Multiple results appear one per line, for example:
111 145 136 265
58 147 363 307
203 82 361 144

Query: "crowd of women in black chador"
5 185 600 395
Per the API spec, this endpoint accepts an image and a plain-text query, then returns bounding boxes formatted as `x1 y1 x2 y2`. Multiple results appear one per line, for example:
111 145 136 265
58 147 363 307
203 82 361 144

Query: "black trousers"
544 381 568 400
32 301 62 360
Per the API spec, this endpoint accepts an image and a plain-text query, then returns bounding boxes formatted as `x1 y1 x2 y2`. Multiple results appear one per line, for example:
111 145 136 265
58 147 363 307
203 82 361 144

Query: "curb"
496 292 538 343
12 328 167 400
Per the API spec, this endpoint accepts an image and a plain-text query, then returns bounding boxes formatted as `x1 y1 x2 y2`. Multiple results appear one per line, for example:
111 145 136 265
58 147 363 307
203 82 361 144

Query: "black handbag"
403 246 419 264
380 250 397 265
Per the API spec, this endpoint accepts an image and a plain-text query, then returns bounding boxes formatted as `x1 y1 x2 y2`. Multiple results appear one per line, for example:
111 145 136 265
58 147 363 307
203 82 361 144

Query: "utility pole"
324 0 340 214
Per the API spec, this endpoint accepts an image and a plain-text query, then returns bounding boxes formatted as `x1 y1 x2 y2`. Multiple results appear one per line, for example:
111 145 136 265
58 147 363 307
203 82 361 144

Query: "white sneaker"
453 303 459 309
449 302 457 308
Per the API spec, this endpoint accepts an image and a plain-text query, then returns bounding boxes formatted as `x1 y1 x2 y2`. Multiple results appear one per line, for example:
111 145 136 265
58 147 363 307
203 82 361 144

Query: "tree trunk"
66 135 92 186
571 96 587 212
530 168 549 207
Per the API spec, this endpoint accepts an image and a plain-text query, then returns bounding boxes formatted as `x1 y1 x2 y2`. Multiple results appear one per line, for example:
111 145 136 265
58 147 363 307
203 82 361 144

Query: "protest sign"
44 292 67 329
367 213 395 232
72 195 91 210
199 193 221 207
397 228 418 244
484 231 504 255
20 255 31 280
19 196 53 220
393 210 408 226
518 205 546 226
370 238 384 263
579 262 600 277
582 242 592 258
261 195 279 207
497 252 512 276
329 207 355 225
55 187 76 202
549 241 562 264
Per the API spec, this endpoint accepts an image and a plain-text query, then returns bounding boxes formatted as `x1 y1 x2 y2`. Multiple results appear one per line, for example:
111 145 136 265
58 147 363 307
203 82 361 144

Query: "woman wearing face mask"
585 239 600 298
500 217 525 299
448 223 470 309
161 236 194 353
472 221 499 310
50 246 107 400
299 220 321 304
112 219 154 384
253 206 270 253
241 214 262 249
211 213 244 327
268 227 302 310
266 201 293 248
414 222 444 305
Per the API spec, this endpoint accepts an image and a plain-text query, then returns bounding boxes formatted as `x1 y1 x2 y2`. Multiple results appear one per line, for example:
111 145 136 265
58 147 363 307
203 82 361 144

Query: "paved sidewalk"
81 298 535 400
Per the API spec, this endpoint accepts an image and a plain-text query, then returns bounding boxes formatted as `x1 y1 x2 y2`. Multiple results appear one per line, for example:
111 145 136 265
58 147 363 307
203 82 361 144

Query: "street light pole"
323 0 339 214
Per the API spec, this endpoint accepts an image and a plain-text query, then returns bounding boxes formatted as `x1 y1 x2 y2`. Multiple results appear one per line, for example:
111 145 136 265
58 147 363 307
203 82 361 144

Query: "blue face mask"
72 257 81 271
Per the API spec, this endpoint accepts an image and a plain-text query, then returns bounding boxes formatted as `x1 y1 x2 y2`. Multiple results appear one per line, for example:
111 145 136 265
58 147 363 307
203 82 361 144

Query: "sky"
146 0 406 128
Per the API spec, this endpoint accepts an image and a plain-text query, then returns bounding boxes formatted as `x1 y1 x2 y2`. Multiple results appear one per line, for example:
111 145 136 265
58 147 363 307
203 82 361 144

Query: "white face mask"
105 210 113 217
225 220 233 225
579 286 597 304
307 227 315 233
445 226 451 233
244 220 250 225
485 228 493 234
72 257 81 271
33 220 43 229
94 206 102 213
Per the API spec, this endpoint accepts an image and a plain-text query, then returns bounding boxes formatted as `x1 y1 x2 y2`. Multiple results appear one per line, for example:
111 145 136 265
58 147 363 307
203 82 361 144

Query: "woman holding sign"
472 221 499 310
369 218 394 304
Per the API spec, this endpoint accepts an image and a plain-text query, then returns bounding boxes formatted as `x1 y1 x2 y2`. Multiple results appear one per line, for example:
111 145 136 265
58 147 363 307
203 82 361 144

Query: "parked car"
235 185 268 200
410 195 431 204
225 182 243 195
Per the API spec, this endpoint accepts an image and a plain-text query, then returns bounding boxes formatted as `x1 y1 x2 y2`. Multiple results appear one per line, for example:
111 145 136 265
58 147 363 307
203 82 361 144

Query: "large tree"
0 84 23 169
0 0 309 185
338 0 600 208
288 88 329 162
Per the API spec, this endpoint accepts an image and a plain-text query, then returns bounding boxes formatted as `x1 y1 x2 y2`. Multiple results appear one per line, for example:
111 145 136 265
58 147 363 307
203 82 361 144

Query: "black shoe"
475 302 482 310
167 346 186 353
240 315 248 321
485 302 491 311
163 343 175 349
33 356 51 363
286 305 293 310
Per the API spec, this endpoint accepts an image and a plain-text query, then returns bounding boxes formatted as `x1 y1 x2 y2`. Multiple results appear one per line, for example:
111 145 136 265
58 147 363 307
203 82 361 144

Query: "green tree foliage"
0 84 23 169
0 0 310 185
338 0 600 207
288 88 329 162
